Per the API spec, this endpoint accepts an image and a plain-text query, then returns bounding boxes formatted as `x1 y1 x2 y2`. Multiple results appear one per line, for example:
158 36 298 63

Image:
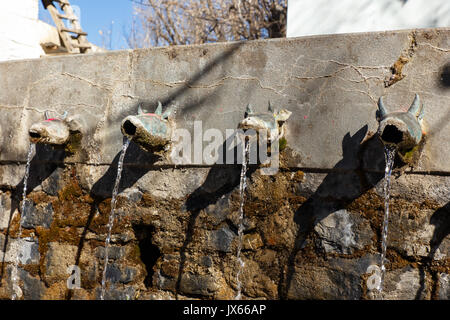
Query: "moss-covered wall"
0 29 449 300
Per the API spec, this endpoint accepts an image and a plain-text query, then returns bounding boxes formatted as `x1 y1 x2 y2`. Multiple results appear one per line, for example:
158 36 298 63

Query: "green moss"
129 243 142 264
58 181 83 202
64 132 82 155
398 135 426 167
279 137 287 152
400 144 419 164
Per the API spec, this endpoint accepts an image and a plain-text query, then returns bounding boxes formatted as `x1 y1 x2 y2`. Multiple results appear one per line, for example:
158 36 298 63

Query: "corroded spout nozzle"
121 102 173 153
376 94 425 163
29 111 70 145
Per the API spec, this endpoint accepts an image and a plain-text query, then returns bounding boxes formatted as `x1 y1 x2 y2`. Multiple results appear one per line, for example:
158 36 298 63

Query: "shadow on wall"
429 202 450 260
134 41 244 123
0 144 66 284
279 125 386 298
0 41 245 297
174 124 387 298
439 62 450 89
89 138 160 200
415 201 450 299
91 40 245 200
71 41 245 297
175 133 257 297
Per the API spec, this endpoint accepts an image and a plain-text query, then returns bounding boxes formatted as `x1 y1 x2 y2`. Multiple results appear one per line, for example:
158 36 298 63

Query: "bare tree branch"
125 0 286 48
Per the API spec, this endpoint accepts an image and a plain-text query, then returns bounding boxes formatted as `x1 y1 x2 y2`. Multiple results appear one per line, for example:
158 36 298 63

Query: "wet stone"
156 271 177 291
0 191 13 230
105 264 137 284
121 266 138 284
41 168 63 196
381 266 430 300
19 268 46 300
314 209 373 254
0 235 40 264
438 273 449 300
243 233 264 251
105 264 122 283
205 193 232 225
95 246 125 261
45 243 77 281
120 188 143 204
201 256 213 268
207 226 235 253
85 261 99 283
4 266 45 300
97 286 136 300
179 272 218 297
18 238 40 265
287 265 362 299
21 200 53 229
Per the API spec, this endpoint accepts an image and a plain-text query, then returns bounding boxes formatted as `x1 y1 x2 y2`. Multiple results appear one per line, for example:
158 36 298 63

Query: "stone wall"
0 28 448 300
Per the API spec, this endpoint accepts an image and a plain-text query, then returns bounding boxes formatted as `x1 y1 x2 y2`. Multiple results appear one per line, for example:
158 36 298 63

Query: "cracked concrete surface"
0 28 448 173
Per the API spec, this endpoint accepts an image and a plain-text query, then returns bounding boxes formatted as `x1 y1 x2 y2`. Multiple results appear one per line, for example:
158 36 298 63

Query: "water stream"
234 139 250 300
100 138 130 300
379 145 396 294
11 143 36 300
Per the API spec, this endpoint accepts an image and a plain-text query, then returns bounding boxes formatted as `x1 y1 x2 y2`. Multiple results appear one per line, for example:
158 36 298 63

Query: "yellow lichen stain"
385 56 409 87
293 170 304 183
58 180 83 202
64 132 82 155
139 194 155 207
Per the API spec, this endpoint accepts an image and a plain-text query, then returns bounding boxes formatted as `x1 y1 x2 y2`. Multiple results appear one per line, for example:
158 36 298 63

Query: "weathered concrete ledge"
0 28 449 173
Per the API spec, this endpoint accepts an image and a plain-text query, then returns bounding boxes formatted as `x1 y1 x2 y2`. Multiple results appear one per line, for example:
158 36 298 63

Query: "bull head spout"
121 102 174 153
376 94 425 165
238 101 292 143
29 111 70 145
28 111 94 156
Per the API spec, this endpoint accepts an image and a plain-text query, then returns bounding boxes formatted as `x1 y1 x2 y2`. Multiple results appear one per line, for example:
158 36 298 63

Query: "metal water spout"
238 101 292 141
121 102 174 153
376 94 425 163
29 111 70 145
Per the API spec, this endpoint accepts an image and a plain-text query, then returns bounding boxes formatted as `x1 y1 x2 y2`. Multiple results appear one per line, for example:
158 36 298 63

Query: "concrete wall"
0 29 448 300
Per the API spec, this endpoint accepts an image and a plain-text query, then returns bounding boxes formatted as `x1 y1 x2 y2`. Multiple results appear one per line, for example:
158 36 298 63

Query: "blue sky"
38 0 136 50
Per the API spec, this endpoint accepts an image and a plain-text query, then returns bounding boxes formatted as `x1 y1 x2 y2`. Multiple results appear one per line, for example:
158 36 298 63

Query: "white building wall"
287 0 450 38
0 0 57 62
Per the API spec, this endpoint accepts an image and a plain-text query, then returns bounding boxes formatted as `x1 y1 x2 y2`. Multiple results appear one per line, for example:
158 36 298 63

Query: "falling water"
100 138 130 300
11 143 36 300
235 139 250 300
379 145 396 294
